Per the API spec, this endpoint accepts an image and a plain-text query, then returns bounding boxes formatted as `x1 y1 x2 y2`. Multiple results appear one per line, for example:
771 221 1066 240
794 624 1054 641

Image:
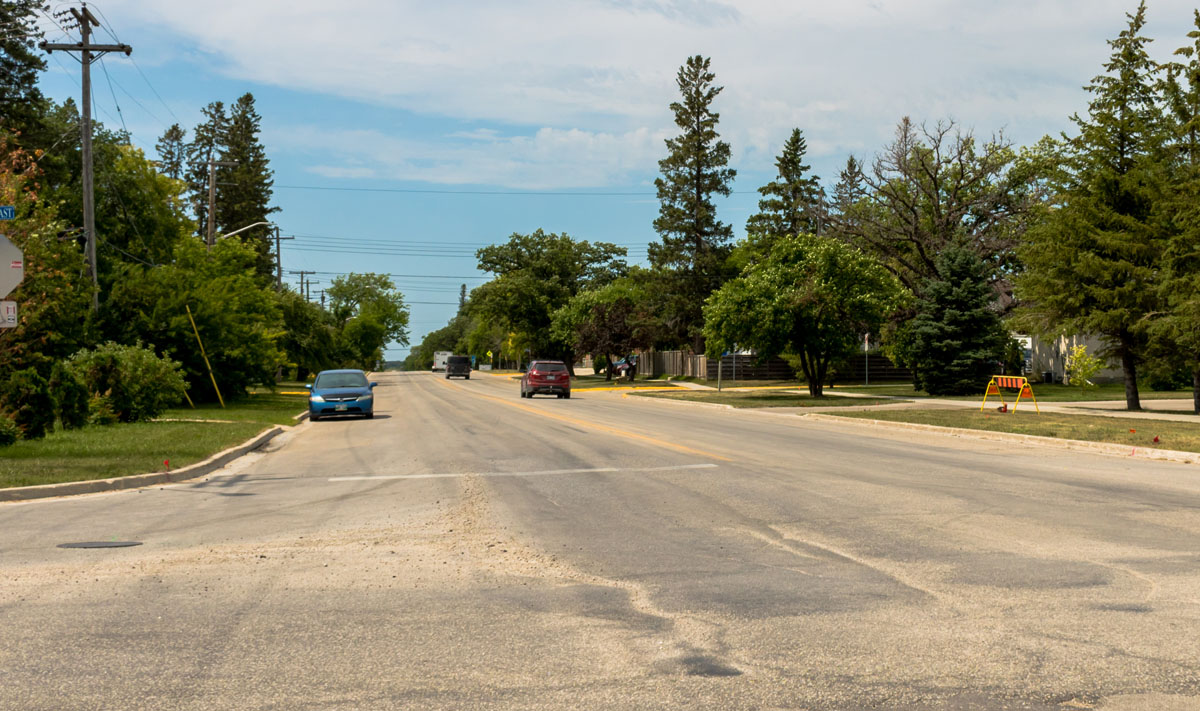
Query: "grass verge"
572 376 678 390
833 382 1193 402
634 390 903 408
827 408 1200 452
1 385 306 489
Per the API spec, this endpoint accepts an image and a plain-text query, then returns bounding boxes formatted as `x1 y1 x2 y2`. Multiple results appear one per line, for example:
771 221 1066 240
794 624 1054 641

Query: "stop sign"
0 234 23 298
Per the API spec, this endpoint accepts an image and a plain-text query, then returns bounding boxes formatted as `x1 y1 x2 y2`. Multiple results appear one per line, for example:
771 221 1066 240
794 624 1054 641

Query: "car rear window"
534 363 567 372
448 356 469 364
314 372 368 388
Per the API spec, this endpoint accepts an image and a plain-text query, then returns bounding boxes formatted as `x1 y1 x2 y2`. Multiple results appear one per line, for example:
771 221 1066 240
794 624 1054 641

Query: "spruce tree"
1153 10 1200 413
648 55 736 351
0 0 47 140
1015 2 1167 410
910 244 1006 395
218 93 278 276
185 101 227 241
155 123 187 180
745 128 822 240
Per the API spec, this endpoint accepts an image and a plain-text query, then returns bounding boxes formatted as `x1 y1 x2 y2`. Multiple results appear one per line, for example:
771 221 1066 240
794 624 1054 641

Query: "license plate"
335 403 347 411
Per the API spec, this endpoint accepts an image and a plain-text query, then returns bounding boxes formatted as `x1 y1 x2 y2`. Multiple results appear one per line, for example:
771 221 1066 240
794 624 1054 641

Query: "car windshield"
314 372 367 389
533 363 567 372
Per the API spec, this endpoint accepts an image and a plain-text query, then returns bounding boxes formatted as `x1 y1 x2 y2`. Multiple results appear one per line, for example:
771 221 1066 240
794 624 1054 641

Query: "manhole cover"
58 541 143 549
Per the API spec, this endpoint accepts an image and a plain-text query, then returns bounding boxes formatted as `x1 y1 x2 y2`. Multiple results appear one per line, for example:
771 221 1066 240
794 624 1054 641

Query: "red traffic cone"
1153 436 1160 444
997 404 1008 413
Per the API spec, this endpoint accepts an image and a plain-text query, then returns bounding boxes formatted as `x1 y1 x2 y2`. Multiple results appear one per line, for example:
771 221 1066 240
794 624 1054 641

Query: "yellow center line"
433 376 732 462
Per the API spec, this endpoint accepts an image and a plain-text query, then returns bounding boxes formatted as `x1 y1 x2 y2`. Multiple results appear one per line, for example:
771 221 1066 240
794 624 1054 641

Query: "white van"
432 351 451 372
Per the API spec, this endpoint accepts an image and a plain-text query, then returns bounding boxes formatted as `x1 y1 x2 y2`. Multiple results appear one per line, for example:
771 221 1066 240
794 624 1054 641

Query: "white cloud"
96 0 1200 186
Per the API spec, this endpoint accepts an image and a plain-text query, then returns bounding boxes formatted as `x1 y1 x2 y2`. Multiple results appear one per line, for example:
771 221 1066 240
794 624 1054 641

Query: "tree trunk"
1193 365 1199 416
605 353 613 381
812 351 826 397
799 350 818 397
1120 340 1141 411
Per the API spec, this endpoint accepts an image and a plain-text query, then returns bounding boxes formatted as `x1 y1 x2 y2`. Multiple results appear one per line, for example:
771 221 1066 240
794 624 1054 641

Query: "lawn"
634 389 903 408
0 385 307 489
571 376 678 390
832 381 1193 402
828 408 1200 453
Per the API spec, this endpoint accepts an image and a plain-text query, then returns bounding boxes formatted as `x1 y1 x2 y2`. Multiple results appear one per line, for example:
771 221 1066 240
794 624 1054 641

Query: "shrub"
0 368 55 439
0 412 20 446
50 361 90 430
66 342 187 423
1064 344 1103 393
592 354 609 375
88 395 119 426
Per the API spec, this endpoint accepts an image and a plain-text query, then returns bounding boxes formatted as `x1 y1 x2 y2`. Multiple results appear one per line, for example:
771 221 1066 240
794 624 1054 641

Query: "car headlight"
357 394 373 402
309 394 325 403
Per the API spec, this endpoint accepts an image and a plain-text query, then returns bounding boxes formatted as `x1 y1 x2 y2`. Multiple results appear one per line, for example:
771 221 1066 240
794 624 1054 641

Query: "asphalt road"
2 371 1199 710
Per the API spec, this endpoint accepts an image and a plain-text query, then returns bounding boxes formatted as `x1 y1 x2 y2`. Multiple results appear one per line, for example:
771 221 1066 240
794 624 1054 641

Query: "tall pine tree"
1015 2 1167 410
0 0 47 140
217 93 278 277
745 128 822 240
155 123 187 180
185 101 227 241
1153 10 1200 413
649 55 736 352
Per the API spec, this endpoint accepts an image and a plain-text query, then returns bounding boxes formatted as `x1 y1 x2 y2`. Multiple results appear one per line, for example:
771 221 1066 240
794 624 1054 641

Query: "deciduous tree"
703 234 904 397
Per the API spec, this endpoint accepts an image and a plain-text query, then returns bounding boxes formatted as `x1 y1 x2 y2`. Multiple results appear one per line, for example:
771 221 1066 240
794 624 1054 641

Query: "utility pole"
41 3 131 312
274 226 293 290
205 159 237 248
289 270 314 300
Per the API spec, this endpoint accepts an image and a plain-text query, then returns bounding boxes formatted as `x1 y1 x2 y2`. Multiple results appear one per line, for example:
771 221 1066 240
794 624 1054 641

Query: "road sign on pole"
0 301 16 328
0 234 24 298
0 206 15 220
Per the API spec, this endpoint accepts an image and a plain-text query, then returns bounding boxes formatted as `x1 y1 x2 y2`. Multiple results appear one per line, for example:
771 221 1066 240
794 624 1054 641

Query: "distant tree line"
411 3 1200 413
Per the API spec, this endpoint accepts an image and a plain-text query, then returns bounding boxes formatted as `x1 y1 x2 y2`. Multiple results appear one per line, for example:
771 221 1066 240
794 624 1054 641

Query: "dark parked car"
446 355 471 379
307 369 377 420
520 360 571 398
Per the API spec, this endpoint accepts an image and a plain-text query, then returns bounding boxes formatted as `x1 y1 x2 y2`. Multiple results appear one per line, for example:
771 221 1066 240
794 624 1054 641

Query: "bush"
88 395 119 426
0 368 55 439
50 361 90 430
592 354 609 375
66 342 187 423
0 412 20 446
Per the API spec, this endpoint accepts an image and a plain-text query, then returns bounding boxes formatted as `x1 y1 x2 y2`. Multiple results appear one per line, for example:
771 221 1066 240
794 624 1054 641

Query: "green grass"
828 408 1200 452
0 385 307 489
160 383 309 425
634 389 903 408
571 376 678 390
832 382 1193 402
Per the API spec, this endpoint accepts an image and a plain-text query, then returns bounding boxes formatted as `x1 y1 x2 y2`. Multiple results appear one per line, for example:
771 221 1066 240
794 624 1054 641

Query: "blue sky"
29 0 1200 358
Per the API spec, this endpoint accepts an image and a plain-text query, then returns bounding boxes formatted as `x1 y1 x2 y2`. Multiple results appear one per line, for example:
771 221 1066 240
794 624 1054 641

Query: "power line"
275 184 759 197
85 4 180 123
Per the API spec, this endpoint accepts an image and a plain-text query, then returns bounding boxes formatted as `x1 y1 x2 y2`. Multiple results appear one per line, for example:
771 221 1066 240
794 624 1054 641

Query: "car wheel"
365 412 374 419
445 374 450 379
465 375 470 380
564 392 571 399
310 413 320 422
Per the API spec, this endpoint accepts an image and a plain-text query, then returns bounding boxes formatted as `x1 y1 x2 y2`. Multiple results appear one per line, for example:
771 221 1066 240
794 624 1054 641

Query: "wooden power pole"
41 3 131 311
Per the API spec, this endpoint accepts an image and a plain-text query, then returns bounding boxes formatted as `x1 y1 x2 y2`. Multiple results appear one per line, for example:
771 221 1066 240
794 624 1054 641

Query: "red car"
520 360 571 399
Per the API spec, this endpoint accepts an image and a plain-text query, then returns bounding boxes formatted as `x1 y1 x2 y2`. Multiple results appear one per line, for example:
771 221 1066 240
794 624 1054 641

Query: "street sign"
0 206 14 220
0 301 16 328
0 234 22 298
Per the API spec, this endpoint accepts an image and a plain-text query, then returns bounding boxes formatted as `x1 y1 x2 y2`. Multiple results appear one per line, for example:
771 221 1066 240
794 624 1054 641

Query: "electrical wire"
98 57 128 137
275 184 759 197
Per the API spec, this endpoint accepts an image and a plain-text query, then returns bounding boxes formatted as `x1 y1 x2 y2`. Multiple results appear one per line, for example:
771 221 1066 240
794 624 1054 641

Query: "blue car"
307 369 377 421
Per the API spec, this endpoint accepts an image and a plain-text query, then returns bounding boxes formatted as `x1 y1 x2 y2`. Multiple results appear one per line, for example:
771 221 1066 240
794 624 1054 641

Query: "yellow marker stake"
186 304 225 408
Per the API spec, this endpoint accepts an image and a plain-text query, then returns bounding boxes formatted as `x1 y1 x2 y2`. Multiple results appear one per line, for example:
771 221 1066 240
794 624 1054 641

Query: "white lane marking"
328 463 718 482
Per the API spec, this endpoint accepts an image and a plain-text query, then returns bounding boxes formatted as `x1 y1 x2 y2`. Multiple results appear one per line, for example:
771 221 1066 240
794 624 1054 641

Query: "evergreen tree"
745 128 822 240
910 244 1006 395
648 55 736 352
1152 10 1200 413
185 101 227 241
155 123 187 180
218 93 278 276
0 0 48 140
1014 2 1167 410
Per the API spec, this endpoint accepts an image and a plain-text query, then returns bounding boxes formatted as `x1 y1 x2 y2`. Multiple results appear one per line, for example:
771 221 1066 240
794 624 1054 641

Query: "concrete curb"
0 425 286 503
803 413 1200 465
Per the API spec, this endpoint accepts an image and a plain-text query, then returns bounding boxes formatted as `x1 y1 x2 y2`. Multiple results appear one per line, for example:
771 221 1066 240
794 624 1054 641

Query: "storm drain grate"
57 541 143 549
